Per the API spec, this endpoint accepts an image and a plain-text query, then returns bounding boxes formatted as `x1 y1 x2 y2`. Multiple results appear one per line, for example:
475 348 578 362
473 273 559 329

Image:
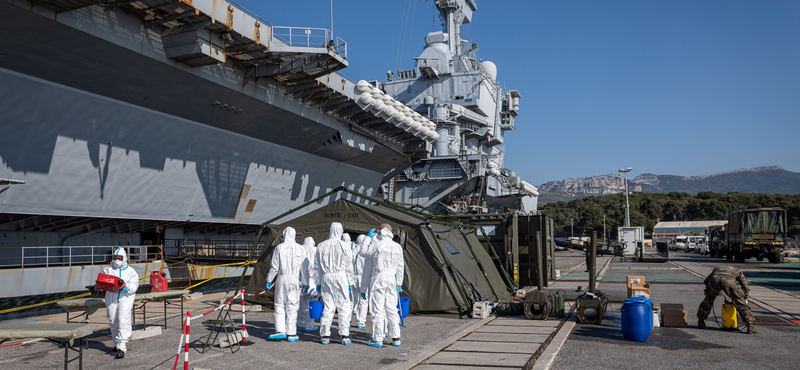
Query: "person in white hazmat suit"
352 234 370 328
297 237 320 332
314 222 355 345
341 232 353 302
265 227 307 342
100 247 139 359
360 223 405 348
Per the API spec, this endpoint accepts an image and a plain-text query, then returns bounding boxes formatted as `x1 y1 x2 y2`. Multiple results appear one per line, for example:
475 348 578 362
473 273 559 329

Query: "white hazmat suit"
360 227 405 345
314 222 355 343
102 247 139 356
266 227 307 340
352 235 370 328
298 237 319 332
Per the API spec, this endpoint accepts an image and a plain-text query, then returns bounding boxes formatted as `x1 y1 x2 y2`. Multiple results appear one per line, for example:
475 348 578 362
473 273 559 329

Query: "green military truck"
708 224 726 258
724 207 787 263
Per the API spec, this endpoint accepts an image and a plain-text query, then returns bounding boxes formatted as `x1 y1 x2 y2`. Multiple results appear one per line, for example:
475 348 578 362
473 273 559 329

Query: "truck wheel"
756 255 764 262
735 252 745 263
769 252 781 264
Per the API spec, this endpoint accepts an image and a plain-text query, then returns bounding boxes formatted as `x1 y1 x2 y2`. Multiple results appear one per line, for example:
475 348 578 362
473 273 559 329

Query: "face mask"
113 259 124 268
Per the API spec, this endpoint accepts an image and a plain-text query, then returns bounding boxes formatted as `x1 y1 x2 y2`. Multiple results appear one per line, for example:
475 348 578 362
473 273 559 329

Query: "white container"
653 308 661 328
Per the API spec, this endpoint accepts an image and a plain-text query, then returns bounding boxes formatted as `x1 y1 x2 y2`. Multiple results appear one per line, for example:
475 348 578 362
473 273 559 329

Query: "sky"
237 0 800 185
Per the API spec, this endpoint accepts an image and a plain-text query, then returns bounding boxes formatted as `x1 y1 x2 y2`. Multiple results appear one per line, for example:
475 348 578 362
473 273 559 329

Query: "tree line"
538 191 800 240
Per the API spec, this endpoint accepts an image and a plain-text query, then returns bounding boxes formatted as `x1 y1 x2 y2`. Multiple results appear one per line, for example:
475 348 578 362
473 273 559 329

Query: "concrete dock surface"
1 249 798 369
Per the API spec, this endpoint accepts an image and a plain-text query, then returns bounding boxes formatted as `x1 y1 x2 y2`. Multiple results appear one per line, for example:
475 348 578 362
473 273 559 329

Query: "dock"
1 250 798 369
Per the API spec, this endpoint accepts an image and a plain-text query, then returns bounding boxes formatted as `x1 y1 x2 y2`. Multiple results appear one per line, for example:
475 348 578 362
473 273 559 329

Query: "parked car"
693 236 709 255
684 235 701 253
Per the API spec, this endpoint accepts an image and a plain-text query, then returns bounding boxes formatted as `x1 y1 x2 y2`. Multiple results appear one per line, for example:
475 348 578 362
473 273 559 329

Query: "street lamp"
619 167 632 227
570 218 574 238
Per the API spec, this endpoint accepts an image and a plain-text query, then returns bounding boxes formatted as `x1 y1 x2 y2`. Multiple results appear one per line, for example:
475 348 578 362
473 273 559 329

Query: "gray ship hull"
0 1 389 224
0 0 433 302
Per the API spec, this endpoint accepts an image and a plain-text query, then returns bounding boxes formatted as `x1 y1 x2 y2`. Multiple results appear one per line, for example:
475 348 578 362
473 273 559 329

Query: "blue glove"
316 285 321 292
119 286 130 294
397 286 402 293
349 286 353 293
367 228 377 238
266 282 273 290
361 292 367 300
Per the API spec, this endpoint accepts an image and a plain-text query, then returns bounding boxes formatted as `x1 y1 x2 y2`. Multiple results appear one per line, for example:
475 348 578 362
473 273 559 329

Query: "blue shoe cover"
320 337 330 345
305 326 320 332
367 340 383 348
287 336 299 343
357 325 366 329
297 326 304 331
342 338 352 345
268 333 287 340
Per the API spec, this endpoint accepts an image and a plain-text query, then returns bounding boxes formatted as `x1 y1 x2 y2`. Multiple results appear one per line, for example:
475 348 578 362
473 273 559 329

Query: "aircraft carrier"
0 0 538 302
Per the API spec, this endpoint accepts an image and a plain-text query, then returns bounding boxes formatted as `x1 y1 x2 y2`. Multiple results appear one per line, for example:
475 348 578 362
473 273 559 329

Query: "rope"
188 261 253 271
186 266 249 290
0 292 90 315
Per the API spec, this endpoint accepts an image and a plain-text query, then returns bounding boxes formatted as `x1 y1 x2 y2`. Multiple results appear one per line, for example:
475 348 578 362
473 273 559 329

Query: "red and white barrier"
0 337 46 349
184 311 191 370
240 289 248 342
171 290 268 370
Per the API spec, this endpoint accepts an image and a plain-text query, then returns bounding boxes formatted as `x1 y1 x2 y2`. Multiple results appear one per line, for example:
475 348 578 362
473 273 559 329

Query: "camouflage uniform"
697 266 755 330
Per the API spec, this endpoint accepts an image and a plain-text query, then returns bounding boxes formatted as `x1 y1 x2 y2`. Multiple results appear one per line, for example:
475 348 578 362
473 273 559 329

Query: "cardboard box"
628 285 650 298
660 303 688 327
626 276 646 288
626 275 650 298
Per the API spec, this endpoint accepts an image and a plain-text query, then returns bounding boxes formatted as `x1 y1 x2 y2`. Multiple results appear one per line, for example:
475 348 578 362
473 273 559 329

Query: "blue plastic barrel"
309 301 324 320
621 299 651 341
399 297 410 318
627 297 654 333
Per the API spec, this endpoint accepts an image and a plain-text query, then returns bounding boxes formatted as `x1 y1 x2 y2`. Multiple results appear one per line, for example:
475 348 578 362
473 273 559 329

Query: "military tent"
244 199 511 314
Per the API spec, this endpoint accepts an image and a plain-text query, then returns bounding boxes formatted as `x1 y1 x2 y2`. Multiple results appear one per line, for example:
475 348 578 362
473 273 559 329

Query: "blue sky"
238 0 800 185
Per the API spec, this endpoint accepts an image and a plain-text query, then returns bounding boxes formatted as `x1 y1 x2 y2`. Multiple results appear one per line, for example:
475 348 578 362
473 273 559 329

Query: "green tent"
244 199 511 314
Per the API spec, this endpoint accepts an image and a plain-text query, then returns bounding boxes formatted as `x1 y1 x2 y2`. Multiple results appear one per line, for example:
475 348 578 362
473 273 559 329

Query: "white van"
673 236 687 251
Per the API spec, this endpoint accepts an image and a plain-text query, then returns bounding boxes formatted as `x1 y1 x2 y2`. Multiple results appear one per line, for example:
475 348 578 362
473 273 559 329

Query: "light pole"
570 218 574 238
619 167 632 227
603 214 606 244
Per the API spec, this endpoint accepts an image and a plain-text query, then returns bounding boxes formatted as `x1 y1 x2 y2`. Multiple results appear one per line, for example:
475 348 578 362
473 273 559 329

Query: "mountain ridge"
537 166 800 205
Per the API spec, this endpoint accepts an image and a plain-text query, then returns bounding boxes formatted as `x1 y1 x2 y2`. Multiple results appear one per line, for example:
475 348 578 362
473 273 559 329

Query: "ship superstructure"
0 0 435 299
371 0 539 214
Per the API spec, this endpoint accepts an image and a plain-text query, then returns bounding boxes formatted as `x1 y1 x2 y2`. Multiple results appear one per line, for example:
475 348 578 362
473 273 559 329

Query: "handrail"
4 245 162 269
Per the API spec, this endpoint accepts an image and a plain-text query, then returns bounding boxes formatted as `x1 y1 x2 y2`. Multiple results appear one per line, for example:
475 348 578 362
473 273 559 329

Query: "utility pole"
619 167 632 227
603 214 606 244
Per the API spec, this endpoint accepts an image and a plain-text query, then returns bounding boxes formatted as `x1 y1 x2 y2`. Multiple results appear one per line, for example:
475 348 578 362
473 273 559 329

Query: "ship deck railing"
271 26 347 59
0 245 161 269
164 239 264 263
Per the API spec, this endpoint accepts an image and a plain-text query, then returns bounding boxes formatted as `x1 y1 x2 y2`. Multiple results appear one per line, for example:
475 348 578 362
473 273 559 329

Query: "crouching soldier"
697 266 756 334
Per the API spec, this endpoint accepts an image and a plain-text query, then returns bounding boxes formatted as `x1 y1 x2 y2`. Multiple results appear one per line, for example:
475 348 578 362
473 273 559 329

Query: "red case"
96 273 126 292
150 271 168 292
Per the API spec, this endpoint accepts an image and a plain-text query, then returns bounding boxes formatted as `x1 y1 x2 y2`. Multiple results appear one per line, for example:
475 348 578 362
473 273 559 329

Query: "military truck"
724 208 787 263
708 224 726 258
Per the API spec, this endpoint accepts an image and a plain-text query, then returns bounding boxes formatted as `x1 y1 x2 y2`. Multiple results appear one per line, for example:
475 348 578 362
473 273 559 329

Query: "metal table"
132 290 190 329
0 323 92 370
